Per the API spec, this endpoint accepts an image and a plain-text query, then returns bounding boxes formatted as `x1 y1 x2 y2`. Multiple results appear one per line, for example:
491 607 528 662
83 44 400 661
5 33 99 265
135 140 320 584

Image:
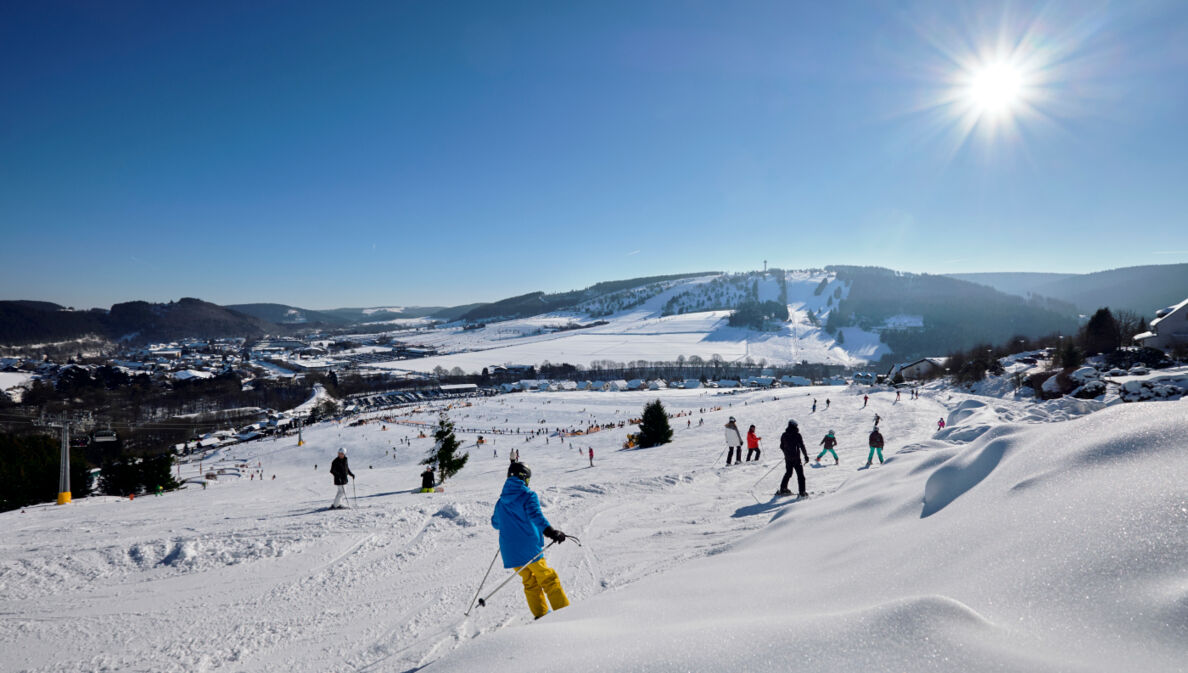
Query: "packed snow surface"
2 386 1185 672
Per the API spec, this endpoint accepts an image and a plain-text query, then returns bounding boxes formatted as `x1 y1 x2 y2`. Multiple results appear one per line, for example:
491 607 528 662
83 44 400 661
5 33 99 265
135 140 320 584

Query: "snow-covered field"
2 386 1185 672
0 371 34 392
360 271 889 374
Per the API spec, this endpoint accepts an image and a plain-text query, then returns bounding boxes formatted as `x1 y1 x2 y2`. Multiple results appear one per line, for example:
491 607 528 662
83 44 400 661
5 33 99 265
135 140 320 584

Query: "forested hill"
457 272 719 322
0 298 274 345
225 303 352 327
949 263 1188 316
826 266 1080 361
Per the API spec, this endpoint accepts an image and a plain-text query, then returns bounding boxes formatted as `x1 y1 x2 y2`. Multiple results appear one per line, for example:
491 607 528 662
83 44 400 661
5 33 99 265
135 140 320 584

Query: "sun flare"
966 62 1025 115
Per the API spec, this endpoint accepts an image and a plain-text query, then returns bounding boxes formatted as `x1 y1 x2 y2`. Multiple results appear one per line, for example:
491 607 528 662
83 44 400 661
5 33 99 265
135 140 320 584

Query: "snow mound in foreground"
432 399 1188 673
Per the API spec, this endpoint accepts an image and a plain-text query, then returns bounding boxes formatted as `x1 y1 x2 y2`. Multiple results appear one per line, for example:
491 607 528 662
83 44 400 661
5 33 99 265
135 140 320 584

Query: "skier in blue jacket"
491 461 570 619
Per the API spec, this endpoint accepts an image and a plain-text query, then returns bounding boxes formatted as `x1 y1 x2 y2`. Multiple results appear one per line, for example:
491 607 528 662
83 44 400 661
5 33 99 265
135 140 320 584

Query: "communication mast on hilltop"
35 412 94 505
763 260 767 273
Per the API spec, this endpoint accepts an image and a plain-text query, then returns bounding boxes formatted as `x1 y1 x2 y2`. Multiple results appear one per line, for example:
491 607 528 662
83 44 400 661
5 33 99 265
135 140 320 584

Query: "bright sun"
966 62 1025 114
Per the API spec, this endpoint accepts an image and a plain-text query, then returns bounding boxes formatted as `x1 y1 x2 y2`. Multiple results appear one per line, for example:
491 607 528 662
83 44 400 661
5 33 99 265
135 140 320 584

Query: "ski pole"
751 463 779 490
464 548 501 616
749 463 781 504
712 446 727 467
352 479 358 509
476 541 556 609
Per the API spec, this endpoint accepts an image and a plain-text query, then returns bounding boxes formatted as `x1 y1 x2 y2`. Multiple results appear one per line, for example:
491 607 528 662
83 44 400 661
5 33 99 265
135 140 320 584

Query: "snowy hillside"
3 385 1184 672
364 270 888 374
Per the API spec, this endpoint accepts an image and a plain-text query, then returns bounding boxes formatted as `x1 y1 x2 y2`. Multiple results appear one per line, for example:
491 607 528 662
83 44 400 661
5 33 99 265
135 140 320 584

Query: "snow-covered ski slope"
361 271 889 374
3 386 1185 672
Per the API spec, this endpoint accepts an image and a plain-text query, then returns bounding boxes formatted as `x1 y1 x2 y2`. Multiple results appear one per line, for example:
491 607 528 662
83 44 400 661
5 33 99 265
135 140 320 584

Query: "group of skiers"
723 415 889 493
320 385 941 621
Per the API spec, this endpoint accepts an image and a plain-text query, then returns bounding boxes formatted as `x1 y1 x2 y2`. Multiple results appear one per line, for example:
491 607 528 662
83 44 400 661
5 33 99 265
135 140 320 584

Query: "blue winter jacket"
491 477 551 568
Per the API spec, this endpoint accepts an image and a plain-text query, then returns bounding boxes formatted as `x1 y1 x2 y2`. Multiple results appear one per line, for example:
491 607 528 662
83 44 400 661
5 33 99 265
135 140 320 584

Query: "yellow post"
57 423 71 505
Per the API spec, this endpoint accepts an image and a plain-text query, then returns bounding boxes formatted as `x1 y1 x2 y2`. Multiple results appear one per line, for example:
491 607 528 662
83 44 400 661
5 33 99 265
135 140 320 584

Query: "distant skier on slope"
746 424 762 462
863 394 868 408
491 462 571 619
866 427 885 467
816 430 839 465
937 417 946 431
778 420 810 498
724 417 744 466
420 467 435 493
329 449 355 509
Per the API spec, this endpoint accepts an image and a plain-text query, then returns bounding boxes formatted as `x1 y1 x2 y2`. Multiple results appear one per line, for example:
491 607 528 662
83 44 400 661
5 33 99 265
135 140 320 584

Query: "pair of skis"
464 536 583 616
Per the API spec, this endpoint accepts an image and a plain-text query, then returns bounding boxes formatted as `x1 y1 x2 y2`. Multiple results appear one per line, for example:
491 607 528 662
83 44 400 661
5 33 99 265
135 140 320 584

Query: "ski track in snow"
0 385 1139 672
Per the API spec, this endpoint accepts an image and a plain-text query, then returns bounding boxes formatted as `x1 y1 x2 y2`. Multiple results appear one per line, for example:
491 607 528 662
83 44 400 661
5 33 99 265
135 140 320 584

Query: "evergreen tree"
636 399 673 448
422 413 469 482
1080 307 1121 355
835 328 845 345
0 433 92 512
139 453 180 493
99 456 141 496
1055 340 1083 370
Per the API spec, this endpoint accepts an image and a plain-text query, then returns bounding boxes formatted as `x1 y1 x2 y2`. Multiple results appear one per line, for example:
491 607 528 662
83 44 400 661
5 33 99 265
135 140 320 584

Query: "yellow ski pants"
517 557 570 619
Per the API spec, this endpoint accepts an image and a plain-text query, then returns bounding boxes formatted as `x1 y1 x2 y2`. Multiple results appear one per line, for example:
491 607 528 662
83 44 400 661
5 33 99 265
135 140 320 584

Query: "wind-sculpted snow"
2 387 1185 672
922 428 1018 517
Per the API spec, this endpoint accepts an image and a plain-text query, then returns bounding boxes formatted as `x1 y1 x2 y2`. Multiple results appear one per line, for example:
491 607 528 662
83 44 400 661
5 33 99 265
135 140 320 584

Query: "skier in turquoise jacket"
491 461 570 618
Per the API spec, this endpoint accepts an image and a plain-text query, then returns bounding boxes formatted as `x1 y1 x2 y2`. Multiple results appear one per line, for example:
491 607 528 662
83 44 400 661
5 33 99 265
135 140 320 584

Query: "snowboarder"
420 467 435 493
866 427 885 467
724 417 744 466
778 420 810 497
816 430 839 465
491 462 571 619
874 413 881 427
329 449 355 509
937 417 946 431
745 424 762 462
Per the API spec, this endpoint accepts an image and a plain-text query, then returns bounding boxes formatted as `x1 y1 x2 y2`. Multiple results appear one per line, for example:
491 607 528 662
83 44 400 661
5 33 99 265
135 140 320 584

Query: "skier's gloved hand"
543 526 566 544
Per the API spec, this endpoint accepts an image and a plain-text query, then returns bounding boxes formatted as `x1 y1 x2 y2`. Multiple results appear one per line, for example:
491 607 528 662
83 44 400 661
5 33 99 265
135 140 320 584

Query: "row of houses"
497 375 849 394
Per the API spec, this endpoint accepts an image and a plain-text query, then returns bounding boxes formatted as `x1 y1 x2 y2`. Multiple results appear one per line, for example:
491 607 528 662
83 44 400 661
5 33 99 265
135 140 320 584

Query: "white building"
888 358 948 381
1134 298 1188 352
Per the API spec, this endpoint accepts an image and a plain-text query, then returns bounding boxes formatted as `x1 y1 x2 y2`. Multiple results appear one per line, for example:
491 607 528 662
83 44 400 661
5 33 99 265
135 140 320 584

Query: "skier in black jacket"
330 449 355 509
778 420 810 497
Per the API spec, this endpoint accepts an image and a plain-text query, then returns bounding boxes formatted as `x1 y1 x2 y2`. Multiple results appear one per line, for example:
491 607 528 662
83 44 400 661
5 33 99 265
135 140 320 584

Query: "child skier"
745 424 762 462
816 430 839 465
866 427 885 467
491 461 571 619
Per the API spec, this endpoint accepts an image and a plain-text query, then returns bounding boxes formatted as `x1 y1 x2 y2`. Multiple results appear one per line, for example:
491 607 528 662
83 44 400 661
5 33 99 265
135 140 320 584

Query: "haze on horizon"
2 1 1186 310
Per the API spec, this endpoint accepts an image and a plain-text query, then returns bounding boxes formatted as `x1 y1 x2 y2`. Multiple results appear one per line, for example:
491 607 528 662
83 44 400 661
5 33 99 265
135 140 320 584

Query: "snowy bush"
1119 379 1185 402
1071 380 1106 399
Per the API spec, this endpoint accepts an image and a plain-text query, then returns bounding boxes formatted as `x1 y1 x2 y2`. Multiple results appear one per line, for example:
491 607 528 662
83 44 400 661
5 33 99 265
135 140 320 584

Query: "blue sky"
2 1 1185 310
